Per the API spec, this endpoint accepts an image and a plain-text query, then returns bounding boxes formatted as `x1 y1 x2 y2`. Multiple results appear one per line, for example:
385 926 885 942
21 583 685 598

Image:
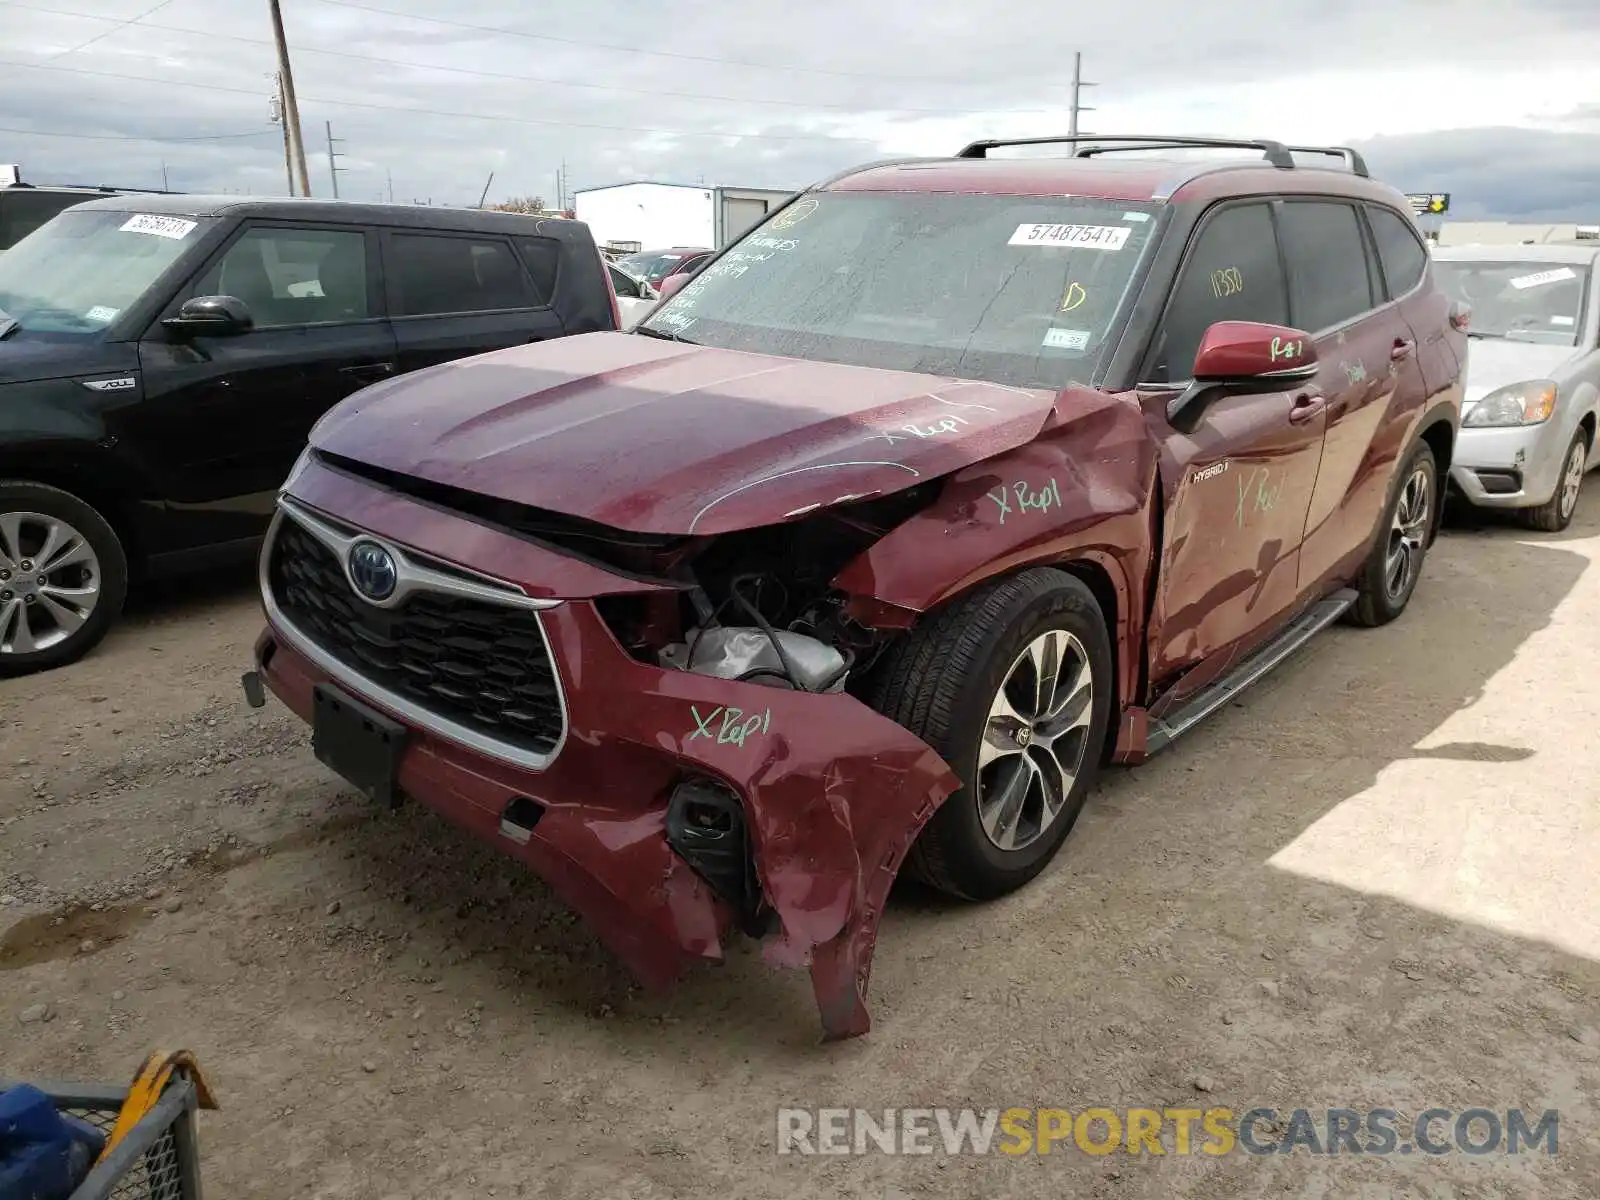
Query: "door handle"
1287 392 1326 425
1390 338 1416 361
340 361 396 383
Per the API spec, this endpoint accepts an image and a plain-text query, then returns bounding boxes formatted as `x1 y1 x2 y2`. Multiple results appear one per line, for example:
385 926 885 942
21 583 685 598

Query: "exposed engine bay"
536 483 949 699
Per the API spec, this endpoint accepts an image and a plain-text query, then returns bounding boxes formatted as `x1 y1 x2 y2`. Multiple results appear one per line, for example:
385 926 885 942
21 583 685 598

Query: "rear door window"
387 233 538 317
1366 205 1428 299
1277 200 1376 332
1148 202 1288 382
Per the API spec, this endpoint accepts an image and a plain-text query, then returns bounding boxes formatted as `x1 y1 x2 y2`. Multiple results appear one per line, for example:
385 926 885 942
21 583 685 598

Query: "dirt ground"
3 499 1599 1200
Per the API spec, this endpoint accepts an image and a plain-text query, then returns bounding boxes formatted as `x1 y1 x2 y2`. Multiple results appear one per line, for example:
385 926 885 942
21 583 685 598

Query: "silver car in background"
606 261 658 330
1432 243 1600 530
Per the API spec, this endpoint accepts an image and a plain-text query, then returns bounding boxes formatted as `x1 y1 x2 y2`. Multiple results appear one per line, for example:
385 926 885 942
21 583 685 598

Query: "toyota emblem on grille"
348 540 398 602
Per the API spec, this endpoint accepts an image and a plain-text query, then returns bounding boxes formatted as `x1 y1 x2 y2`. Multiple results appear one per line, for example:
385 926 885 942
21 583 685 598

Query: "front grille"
269 518 563 755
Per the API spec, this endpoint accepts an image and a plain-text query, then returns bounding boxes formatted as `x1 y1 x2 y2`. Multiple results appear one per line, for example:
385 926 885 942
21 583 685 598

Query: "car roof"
1 183 137 197
1431 243 1600 266
60 193 596 239
822 154 1410 210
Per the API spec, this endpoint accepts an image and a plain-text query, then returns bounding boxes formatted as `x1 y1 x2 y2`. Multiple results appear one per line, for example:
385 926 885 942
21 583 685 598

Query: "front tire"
0 482 129 677
1520 430 1587 533
1350 443 1436 628
872 567 1114 900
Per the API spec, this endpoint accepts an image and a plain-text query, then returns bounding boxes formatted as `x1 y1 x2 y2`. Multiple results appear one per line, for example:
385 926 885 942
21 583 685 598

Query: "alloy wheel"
1384 464 1432 602
976 629 1094 852
1559 440 1586 522
0 511 103 656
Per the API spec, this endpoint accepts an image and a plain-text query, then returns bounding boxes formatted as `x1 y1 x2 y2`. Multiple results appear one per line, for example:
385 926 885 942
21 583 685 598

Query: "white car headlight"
1463 380 1557 428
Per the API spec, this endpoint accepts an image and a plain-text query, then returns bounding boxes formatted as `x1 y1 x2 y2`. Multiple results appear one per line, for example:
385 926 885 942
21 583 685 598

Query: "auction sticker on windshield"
119 214 197 240
1042 327 1091 350
1510 267 1577 290
1009 223 1130 251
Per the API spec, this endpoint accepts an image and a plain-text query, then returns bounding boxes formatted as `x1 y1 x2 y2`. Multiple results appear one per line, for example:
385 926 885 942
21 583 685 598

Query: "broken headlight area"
595 487 941 696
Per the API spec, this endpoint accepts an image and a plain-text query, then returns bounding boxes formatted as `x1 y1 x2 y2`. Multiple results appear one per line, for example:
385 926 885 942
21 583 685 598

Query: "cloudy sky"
3 0 1598 220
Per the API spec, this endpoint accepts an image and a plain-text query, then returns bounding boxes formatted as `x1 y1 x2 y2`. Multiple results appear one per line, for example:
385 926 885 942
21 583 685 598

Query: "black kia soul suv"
0 195 617 675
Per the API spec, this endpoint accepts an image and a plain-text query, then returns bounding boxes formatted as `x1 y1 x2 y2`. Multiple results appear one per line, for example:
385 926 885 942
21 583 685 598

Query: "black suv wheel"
0 481 129 676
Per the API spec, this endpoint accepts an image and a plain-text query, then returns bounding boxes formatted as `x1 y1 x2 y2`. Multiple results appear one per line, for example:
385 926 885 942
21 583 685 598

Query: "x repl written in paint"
1235 467 1284 527
689 704 773 747
877 412 970 446
988 478 1064 524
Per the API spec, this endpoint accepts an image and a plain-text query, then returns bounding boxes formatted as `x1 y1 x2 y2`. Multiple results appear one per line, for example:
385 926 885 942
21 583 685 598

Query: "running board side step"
1146 588 1358 756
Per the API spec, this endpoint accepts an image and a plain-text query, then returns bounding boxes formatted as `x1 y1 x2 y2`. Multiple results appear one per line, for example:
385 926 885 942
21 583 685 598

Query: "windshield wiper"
0 308 17 341
634 325 699 345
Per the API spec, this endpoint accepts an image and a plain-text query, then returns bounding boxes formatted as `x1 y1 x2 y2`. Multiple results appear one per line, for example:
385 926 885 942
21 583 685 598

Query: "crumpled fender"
832 389 1159 707
534 602 965 1040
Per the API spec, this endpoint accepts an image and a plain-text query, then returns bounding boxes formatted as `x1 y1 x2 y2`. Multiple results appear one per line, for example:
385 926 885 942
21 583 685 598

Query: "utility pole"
160 161 169 191
267 0 311 196
324 120 347 199
270 74 293 194
1068 51 1096 138
476 171 495 209
386 167 393 204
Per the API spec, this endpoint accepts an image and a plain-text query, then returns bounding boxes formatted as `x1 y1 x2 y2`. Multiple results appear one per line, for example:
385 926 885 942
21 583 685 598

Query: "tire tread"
871 567 1095 896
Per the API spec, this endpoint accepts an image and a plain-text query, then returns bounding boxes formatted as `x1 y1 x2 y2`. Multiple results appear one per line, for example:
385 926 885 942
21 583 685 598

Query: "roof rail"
1281 143 1370 178
957 134 1295 169
955 134 1370 178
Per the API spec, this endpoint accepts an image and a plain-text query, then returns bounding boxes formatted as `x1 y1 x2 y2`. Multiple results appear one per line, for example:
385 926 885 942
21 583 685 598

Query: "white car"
607 263 657 330
1432 243 1600 530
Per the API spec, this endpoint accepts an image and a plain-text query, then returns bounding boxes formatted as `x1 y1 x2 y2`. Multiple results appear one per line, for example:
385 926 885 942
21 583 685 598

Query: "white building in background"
572 182 796 251
1437 221 1600 246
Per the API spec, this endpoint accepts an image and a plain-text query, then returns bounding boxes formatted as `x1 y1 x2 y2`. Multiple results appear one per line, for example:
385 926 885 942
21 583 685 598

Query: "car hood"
0 333 130 387
311 332 1062 535
1462 338 1577 406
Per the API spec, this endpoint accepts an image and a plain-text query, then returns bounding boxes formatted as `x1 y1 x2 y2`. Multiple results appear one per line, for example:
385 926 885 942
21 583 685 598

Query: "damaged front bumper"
249 473 958 1040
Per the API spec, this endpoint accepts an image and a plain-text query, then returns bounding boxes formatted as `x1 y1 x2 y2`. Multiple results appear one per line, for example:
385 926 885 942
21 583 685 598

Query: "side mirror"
162 295 253 337
657 273 692 302
1167 320 1318 423
639 280 658 300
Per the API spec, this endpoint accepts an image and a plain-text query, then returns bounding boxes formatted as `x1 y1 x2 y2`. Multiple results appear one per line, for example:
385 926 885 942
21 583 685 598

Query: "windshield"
1432 260 1589 347
0 208 212 335
638 192 1161 389
617 251 694 282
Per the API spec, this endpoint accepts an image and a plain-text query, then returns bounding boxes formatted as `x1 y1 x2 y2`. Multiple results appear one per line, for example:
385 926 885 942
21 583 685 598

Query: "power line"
4 1 1059 117
0 58 898 144
39 0 172 61
0 123 276 142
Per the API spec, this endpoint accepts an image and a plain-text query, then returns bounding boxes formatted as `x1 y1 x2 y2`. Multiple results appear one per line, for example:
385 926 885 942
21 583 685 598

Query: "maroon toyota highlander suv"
242 135 1466 1040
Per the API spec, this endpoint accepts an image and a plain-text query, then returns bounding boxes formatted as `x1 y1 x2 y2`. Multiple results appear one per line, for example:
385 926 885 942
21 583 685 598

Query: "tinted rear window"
388 233 538 316
1367 206 1428 298
1277 201 1376 331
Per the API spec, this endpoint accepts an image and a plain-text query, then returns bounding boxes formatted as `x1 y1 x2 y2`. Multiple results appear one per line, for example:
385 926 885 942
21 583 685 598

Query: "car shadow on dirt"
265 492 1599 1080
